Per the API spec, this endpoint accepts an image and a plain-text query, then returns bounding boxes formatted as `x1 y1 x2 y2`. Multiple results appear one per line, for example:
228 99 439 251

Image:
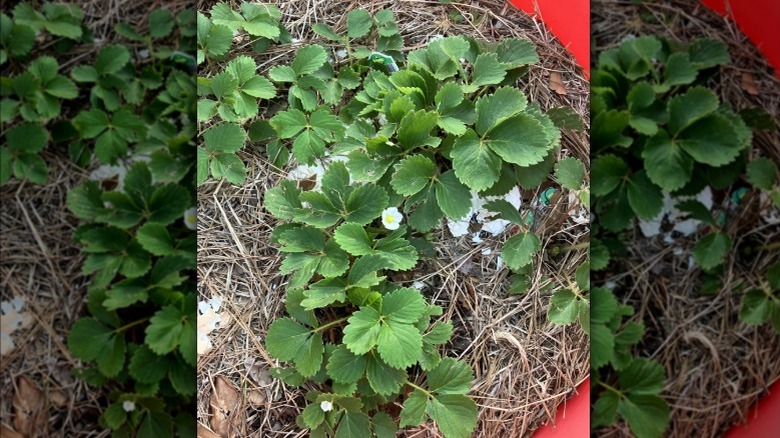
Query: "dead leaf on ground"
244 358 271 386
549 71 567 95
246 389 266 407
50 390 68 408
12 376 46 436
210 376 244 437
197 422 222 438
741 72 758 95
0 423 24 438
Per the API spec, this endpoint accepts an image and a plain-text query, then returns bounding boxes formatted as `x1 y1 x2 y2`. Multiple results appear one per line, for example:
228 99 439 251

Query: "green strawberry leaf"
471 53 506 88
451 129 502 192
692 232 731 270
266 317 323 377
95 45 130 75
502 232 541 270
434 170 471 220
292 45 328 76
145 305 189 355
746 157 777 190
326 346 367 384
474 87 526 135
427 357 473 395
554 157 586 191
425 394 478 438
391 154 437 196
592 155 629 196
739 289 771 325
346 9 372 38
667 86 718 135
591 323 614 369
203 122 246 153
618 394 669 438
547 289 580 325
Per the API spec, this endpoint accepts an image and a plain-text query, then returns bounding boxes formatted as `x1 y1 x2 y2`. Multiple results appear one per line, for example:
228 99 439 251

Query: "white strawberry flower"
320 401 333 412
184 207 197 230
382 207 403 230
122 401 135 412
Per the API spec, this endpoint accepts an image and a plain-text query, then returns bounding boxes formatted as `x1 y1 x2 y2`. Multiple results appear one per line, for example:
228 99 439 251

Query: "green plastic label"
369 51 399 73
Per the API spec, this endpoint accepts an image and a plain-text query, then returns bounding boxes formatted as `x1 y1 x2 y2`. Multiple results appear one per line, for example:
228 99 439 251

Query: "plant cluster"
0 2 197 435
590 35 779 437
1 2 85 184
195 3 587 436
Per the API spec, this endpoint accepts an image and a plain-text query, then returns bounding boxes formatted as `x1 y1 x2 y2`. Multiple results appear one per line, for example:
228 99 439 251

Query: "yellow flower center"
385 214 395 223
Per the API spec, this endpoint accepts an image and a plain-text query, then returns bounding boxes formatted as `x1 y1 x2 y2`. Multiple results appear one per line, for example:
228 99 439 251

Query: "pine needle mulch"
592 1 780 437
197 0 590 437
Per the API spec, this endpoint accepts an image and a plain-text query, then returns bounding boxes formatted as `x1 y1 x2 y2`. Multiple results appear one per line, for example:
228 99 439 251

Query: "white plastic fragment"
568 192 590 225
760 191 780 225
447 219 470 237
640 187 713 238
1 296 32 356
90 163 128 191
448 187 525 238
482 219 510 236
287 163 324 190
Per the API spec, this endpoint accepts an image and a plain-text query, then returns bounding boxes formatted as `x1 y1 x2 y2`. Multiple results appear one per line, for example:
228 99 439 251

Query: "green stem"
549 242 589 257
313 316 350 333
115 317 151 333
405 381 433 397
345 37 353 67
598 381 624 399
754 242 780 252
558 242 589 252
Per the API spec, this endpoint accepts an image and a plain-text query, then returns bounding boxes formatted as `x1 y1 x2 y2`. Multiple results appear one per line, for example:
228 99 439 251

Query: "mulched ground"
196 0 590 437
592 1 780 436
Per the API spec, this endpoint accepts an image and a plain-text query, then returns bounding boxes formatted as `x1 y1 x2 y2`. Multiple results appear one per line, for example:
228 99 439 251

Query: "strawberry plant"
196 2 289 64
196 4 589 436
0 12 36 64
739 262 780 331
195 2 289 184
2 3 199 435
198 55 276 121
1 3 84 185
264 156 478 438
590 288 668 438
591 35 778 437
591 36 751 271
10 2 85 41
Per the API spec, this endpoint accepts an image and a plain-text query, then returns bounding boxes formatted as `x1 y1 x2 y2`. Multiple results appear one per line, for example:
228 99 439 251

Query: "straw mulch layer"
592 1 780 437
0 1 191 436
197 0 589 437
0 156 98 436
